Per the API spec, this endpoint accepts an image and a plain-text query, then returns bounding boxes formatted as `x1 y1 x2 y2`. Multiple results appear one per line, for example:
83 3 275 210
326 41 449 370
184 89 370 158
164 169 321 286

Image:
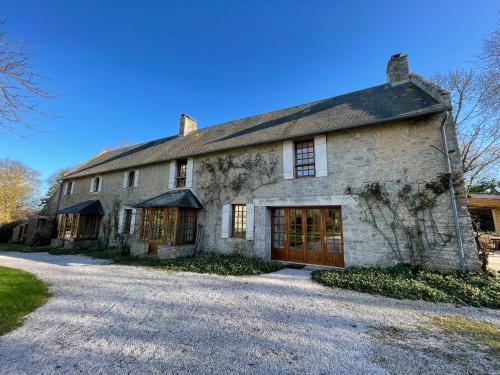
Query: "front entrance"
271 207 344 267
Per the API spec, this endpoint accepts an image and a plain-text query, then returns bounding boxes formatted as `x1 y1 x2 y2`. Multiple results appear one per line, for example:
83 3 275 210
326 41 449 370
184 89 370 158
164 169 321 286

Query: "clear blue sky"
1 1 498 192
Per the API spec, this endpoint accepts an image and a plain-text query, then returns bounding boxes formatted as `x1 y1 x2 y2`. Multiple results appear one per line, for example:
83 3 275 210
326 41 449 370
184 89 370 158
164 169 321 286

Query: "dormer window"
176 159 187 188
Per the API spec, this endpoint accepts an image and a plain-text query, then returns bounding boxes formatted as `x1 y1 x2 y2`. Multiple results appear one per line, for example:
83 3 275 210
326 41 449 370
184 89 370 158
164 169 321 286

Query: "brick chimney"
386 53 409 86
179 113 197 136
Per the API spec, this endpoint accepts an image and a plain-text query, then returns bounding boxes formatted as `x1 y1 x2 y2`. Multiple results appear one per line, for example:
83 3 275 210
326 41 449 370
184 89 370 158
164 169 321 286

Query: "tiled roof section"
58 200 104 215
134 189 203 209
64 82 449 179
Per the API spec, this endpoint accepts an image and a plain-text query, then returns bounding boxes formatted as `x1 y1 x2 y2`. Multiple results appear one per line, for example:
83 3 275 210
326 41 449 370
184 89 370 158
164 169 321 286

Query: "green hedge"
312 264 500 308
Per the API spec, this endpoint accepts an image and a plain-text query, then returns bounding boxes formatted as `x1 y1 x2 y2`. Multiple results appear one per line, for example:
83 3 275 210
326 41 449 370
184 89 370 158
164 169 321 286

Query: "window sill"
229 236 248 241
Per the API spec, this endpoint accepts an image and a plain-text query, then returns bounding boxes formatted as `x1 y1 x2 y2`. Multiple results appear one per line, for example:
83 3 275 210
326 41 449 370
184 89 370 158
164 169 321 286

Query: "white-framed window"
90 176 103 193
118 206 137 235
221 203 254 240
123 169 139 189
168 157 194 189
283 135 328 179
64 181 74 195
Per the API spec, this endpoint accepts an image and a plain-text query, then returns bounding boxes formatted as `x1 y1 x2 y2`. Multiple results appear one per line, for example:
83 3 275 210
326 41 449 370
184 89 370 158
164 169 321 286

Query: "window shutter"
70 181 74 195
314 135 328 177
168 161 176 189
63 182 68 195
221 204 231 239
283 140 294 180
123 172 128 188
98 177 103 192
90 177 94 193
118 208 124 234
186 157 194 188
130 209 137 234
246 203 255 241
134 169 140 187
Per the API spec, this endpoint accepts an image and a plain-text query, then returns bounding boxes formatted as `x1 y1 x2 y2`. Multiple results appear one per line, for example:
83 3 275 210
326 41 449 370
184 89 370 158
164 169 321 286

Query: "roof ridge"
64 81 444 179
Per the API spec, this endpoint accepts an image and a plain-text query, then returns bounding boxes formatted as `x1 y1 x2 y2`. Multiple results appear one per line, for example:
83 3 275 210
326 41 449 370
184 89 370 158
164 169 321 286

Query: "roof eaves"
62 104 449 180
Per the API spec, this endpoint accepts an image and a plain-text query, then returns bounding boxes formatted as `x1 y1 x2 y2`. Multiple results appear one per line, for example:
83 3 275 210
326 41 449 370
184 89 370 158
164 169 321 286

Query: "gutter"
440 111 466 270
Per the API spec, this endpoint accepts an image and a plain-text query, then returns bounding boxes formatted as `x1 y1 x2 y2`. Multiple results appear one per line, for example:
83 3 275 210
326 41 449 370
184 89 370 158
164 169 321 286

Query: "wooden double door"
271 207 344 267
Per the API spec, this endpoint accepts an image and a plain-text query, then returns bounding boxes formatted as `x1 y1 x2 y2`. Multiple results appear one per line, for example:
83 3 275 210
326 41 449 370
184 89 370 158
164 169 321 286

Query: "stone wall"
57 113 479 270
130 241 195 259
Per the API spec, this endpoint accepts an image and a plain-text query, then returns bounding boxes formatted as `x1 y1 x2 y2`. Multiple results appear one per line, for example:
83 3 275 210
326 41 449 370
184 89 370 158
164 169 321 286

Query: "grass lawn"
0 243 284 276
0 266 49 335
430 315 500 354
312 264 500 308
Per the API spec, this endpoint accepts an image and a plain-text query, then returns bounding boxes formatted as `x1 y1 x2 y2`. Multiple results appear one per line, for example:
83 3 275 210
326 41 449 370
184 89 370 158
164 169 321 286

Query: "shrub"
312 265 500 308
110 253 285 276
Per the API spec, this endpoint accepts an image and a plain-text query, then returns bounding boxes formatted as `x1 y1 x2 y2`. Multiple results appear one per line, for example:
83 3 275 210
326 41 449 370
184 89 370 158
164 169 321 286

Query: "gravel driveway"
0 252 498 375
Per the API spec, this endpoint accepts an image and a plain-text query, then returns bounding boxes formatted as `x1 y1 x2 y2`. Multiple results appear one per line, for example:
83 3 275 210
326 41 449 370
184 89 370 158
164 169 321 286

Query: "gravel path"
0 252 498 375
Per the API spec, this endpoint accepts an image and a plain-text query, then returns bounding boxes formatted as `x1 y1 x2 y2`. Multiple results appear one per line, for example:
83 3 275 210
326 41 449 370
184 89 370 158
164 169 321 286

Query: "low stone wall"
130 241 195 259
50 238 100 250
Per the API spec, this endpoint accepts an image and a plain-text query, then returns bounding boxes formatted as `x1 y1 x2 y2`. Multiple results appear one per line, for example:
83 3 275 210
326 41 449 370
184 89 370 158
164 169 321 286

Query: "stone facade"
53 54 480 270
55 113 479 270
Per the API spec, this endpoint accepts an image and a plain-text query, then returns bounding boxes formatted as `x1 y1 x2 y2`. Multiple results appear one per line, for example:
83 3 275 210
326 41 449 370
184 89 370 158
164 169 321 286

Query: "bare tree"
433 25 500 190
0 21 52 133
38 168 69 216
0 159 41 223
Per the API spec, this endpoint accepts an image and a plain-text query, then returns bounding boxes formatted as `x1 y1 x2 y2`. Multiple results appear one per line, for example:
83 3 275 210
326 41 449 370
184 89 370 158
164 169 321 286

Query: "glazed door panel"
271 206 344 267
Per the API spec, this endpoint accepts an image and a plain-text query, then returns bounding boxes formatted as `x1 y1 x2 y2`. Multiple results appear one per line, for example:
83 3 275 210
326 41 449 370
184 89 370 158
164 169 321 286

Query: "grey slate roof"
58 200 104 215
64 82 449 179
134 189 203 209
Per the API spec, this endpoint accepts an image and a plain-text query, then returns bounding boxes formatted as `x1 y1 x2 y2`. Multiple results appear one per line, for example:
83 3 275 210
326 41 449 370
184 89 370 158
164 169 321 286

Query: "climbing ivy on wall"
345 171 460 267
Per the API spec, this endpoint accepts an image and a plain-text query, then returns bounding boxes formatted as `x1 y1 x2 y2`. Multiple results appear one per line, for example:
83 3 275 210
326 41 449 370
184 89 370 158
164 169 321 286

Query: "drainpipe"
440 111 466 270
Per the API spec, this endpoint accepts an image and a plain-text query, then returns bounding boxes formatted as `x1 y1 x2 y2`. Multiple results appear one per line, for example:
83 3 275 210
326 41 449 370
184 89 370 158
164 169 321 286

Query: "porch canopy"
134 189 202 209
134 189 202 246
58 200 104 215
57 200 103 240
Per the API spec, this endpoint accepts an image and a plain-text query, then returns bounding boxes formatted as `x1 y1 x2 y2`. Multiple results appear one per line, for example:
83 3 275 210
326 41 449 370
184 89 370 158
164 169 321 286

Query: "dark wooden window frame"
294 139 315 178
58 213 101 240
139 206 198 245
175 159 187 188
232 204 247 238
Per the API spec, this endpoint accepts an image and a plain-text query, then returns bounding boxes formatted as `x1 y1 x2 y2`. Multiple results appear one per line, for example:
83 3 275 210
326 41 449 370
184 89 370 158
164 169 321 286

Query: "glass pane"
325 208 342 253
306 208 321 251
272 208 285 249
289 208 303 250
166 208 177 243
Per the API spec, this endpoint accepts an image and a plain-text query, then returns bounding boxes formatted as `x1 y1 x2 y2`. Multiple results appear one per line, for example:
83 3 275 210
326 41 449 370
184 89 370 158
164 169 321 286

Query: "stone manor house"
51 54 479 270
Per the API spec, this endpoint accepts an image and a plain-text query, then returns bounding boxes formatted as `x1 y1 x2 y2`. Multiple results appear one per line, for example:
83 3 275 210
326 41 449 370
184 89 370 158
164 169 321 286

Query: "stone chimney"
179 113 197 136
386 53 409 86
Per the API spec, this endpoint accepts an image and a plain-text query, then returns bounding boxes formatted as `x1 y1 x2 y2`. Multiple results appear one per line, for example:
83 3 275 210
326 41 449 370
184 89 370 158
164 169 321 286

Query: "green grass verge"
431 315 500 354
0 266 49 335
0 243 284 276
312 264 500 308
